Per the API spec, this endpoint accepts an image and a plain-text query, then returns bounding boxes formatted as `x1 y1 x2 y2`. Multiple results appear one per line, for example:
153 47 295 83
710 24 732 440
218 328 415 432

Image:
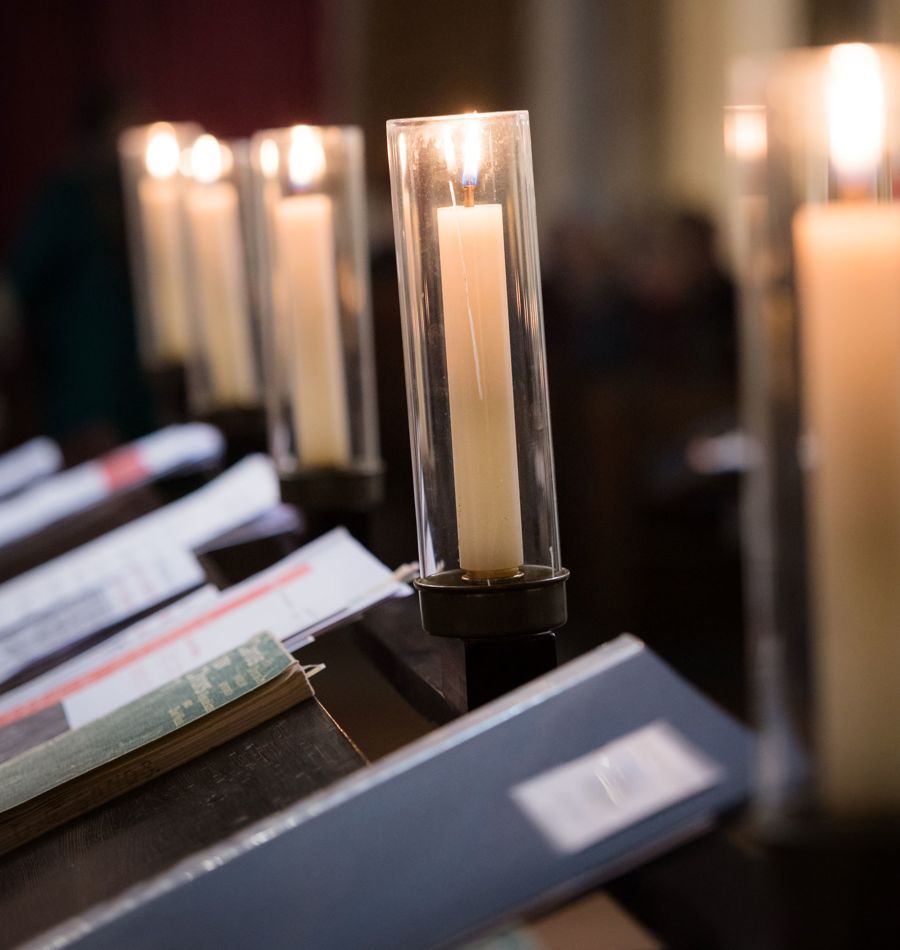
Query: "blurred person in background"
2 85 152 463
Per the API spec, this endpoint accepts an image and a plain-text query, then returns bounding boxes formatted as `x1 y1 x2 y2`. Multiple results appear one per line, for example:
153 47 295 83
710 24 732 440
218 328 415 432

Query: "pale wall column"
318 0 369 124
875 0 900 41
663 0 804 256
519 0 665 237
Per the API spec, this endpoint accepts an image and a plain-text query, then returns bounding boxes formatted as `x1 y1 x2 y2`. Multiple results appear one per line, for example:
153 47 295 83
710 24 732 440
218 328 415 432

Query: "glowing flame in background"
145 123 180 179
259 138 280 178
288 125 326 188
191 134 225 184
724 106 767 162
826 43 885 179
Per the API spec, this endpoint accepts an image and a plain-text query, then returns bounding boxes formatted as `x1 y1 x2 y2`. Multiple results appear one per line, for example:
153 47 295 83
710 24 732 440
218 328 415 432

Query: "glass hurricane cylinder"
732 44 900 826
180 135 263 417
249 125 381 508
119 121 203 371
386 110 567 638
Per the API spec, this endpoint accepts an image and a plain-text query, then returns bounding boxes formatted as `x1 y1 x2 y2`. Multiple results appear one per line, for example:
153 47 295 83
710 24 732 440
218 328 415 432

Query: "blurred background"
2 0 900 715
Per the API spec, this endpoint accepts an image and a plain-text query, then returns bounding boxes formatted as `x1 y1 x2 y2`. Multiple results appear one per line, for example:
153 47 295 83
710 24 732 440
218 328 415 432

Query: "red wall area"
1 0 324 253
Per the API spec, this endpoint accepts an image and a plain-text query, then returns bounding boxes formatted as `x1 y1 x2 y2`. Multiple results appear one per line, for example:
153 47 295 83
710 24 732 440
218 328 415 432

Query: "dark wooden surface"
0 699 365 950
353 598 558 718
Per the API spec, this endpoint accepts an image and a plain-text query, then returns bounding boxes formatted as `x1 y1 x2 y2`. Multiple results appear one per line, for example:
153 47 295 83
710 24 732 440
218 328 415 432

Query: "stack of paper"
0 424 224 549
0 527 409 755
0 455 280 686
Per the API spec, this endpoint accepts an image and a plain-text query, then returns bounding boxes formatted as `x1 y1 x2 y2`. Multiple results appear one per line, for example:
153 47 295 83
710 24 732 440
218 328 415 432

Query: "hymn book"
0 633 313 856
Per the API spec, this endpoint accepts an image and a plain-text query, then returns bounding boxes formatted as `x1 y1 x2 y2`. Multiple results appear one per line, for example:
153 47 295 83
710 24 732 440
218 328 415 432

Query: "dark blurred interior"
2 0 899 716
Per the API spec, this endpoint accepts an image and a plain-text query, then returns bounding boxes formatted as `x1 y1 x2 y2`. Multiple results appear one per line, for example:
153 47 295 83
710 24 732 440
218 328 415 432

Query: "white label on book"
0 437 62 500
509 721 723 854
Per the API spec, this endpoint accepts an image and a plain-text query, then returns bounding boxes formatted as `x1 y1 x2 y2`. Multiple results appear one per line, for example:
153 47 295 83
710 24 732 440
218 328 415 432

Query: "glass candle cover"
181 135 263 415
386 111 564 601
119 121 204 369
732 44 900 823
249 125 380 479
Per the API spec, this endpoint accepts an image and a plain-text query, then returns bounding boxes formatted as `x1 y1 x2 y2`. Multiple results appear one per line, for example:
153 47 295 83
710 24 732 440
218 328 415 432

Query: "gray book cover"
41 634 752 950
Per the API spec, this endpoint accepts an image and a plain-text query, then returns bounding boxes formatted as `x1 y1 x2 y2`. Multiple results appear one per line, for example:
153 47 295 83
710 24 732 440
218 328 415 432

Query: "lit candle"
273 126 350 467
792 44 900 813
437 118 523 579
184 134 257 406
137 124 192 362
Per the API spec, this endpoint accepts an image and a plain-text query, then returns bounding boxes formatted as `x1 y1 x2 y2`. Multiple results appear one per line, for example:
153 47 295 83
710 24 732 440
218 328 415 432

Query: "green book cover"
0 632 297 814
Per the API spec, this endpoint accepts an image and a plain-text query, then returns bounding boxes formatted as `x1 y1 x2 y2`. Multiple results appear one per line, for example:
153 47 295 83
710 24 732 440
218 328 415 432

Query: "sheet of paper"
0 456 280 683
0 528 410 730
510 721 723 854
0 545 205 686
0 424 224 548
0 437 62 500
0 586 220 721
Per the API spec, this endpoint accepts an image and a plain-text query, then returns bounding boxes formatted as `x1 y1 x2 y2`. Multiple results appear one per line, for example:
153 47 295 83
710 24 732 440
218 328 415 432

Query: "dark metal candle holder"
279 464 385 542
386 112 568 715
415 567 568 711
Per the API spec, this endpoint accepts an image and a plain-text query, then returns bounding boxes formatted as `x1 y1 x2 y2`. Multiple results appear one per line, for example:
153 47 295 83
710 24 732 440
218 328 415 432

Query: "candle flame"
145 123 180 179
461 117 481 187
724 106 767 162
288 125 325 188
826 43 885 179
259 138 279 178
190 134 224 184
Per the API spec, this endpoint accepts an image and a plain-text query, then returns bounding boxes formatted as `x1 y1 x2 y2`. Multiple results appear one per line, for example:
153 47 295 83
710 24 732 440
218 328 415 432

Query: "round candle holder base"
279 464 385 514
757 813 900 949
415 566 569 639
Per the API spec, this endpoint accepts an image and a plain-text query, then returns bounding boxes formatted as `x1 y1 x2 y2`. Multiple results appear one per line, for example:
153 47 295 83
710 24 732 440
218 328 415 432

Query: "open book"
0 633 313 856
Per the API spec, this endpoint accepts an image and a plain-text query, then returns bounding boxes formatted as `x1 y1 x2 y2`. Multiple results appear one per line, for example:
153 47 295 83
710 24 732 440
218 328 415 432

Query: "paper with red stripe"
0 528 409 733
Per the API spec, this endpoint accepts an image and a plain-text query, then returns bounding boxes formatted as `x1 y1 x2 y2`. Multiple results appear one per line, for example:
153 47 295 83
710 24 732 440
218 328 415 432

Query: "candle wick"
463 184 475 208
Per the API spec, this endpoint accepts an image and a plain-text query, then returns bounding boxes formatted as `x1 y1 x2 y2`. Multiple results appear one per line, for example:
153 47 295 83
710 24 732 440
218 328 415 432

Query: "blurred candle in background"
792 44 900 814
137 124 192 362
258 137 289 378
184 134 257 407
437 117 523 579
274 126 350 467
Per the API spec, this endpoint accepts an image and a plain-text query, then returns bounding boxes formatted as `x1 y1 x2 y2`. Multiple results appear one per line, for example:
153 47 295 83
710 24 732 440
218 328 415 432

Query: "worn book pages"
0 633 312 856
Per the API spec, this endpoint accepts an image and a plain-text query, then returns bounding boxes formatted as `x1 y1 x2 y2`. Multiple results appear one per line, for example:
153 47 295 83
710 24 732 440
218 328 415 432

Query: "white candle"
274 128 350 467
792 45 900 814
184 136 257 407
137 126 191 362
437 120 523 578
